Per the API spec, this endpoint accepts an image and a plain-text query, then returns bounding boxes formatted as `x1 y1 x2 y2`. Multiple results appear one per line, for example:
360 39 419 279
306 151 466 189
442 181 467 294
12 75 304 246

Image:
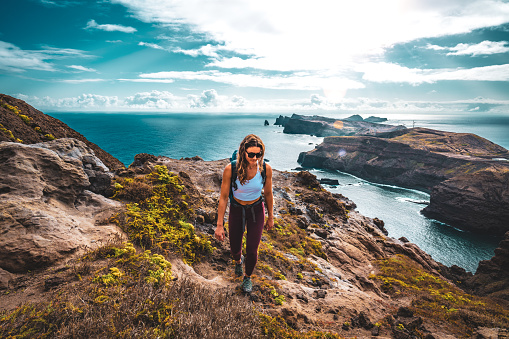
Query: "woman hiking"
215 134 274 293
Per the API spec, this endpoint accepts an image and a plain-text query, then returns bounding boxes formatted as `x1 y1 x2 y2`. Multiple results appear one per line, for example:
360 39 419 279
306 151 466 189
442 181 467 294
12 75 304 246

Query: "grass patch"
0 98 57 141
111 165 215 265
254 216 328 297
0 123 22 143
260 314 345 338
370 254 509 337
0 242 262 339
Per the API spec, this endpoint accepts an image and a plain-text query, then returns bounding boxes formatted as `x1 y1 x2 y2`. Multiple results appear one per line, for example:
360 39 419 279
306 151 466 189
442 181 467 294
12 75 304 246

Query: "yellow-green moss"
112 165 214 265
0 123 22 142
371 254 509 337
259 313 345 338
19 114 31 125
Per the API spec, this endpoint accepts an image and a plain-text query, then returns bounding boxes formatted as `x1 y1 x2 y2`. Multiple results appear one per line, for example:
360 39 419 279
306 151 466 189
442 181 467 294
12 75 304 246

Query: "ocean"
48 111 509 273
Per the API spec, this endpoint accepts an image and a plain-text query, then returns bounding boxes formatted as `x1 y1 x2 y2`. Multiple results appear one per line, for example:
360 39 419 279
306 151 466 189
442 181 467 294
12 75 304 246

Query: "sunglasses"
247 152 263 158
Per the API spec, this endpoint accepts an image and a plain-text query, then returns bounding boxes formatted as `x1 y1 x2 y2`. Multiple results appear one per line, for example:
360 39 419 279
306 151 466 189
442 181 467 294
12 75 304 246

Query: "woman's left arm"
263 163 274 230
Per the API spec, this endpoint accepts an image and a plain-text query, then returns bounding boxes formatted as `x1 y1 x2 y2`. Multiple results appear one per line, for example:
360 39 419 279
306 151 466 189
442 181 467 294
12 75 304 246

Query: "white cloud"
17 94 119 109
173 44 221 58
124 90 180 108
60 78 105 84
119 78 175 83
40 0 78 7
111 0 509 72
138 42 165 50
135 70 365 91
67 65 97 72
231 95 246 107
425 44 447 51
310 94 328 106
188 89 220 108
361 62 509 84
85 19 137 33
448 41 509 56
13 92 509 113
0 41 89 73
426 40 509 56
0 41 54 72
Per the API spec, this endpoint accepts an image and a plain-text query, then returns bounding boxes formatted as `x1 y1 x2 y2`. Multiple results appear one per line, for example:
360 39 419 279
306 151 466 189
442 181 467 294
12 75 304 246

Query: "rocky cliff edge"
298 128 509 236
1 139 508 338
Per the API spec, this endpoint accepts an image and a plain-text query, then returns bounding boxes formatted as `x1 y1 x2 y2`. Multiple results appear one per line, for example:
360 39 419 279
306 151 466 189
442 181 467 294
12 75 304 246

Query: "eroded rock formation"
0 139 123 275
282 113 405 137
0 93 124 170
120 154 449 335
298 128 509 235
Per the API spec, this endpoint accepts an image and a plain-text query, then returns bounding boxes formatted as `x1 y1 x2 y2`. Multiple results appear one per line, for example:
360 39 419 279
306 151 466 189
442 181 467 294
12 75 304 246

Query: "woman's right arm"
215 163 231 241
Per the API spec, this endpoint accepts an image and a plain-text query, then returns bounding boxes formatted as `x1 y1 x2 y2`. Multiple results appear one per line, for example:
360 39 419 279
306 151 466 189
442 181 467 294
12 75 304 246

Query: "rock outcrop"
1 146 507 337
120 155 451 334
0 139 123 275
422 168 509 234
298 128 509 235
466 231 509 300
282 113 405 137
274 115 291 126
0 94 124 170
365 116 388 123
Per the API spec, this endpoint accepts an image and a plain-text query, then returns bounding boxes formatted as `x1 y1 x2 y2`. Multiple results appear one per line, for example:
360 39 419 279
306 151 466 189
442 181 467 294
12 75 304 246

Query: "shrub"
0 242 262 339
112 165 214 265
260 314 345 338
19 114 31 124
370 254 509 337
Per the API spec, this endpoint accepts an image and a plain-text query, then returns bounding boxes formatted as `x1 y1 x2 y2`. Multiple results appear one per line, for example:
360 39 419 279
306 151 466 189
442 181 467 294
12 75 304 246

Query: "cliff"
0 139 123 274
298 128 509 236
282 114 405 137
1 138 508 337
466 231 509 300
0 93 124 170
0 99 508 337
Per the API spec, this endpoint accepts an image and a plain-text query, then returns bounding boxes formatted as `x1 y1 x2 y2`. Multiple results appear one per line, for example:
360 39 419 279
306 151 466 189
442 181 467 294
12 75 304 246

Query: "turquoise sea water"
49 112 508 272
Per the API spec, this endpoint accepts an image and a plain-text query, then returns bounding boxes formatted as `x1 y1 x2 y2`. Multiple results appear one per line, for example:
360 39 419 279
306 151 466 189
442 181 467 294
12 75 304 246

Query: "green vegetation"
370 254 509 337
0 100 22 115
112 165 215 265
260 314 345 338
0 98 57 141
0 241 263 338
0 123 22 143
0 236 343 338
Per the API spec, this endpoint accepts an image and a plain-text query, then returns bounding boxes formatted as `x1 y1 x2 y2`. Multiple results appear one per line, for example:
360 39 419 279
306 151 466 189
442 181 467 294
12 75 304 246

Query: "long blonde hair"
237 134 265 185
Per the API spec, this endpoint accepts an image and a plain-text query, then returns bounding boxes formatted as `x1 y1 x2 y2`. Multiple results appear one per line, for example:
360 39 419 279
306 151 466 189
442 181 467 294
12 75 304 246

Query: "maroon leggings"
228 200 265 276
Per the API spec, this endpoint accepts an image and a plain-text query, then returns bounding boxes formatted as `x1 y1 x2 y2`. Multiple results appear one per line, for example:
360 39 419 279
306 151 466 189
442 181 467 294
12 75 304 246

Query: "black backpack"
229 150 267 201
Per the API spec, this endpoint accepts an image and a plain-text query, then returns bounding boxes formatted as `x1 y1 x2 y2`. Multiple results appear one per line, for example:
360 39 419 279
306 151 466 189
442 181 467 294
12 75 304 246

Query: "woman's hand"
264 216 274 231
215 224 225 241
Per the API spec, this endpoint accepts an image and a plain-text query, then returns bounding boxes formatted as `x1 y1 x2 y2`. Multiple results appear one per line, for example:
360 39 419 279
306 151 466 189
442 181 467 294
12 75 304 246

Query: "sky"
1 0 509 113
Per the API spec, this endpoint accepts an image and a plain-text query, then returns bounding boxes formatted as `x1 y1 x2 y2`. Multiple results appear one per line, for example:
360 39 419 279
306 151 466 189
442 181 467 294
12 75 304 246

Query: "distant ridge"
0 94 124 170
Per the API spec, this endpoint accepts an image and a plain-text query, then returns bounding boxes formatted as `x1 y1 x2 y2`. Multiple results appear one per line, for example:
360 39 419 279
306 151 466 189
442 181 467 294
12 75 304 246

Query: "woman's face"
245 146 262 166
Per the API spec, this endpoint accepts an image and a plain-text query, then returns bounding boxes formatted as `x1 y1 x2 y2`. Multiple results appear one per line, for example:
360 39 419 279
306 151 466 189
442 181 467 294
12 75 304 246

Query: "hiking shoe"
241 276 253 293
234 255 244 277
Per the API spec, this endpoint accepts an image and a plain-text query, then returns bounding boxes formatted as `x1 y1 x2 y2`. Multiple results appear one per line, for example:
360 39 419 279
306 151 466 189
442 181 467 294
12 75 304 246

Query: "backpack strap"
261 161 266 186
229 159 238 200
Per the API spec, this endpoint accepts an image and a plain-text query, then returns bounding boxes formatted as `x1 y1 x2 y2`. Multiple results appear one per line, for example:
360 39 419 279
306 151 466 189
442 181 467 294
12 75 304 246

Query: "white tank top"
233 168 263 201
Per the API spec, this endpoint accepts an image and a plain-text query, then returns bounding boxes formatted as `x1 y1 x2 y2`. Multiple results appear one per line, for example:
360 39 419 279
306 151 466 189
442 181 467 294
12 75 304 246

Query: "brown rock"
298 127 509 236
465 231 509 300
0 139 123 273
0 93 124 170
0 268 13 289
422 169 509 236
